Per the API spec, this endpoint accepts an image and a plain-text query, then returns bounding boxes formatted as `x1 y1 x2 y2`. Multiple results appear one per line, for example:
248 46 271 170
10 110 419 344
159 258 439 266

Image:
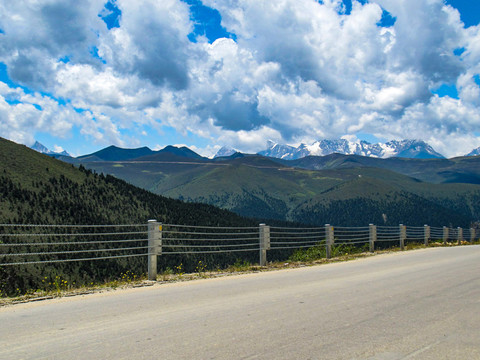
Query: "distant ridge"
74 145 207 163
76 145 154 162
157 145 205 159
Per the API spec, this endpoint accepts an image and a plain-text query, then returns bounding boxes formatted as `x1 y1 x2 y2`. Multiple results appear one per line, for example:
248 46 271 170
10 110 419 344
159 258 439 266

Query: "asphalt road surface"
1 246 480 360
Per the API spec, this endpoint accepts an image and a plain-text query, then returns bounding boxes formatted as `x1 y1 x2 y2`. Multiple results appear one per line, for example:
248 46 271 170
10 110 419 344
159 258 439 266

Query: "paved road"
1 246 480 360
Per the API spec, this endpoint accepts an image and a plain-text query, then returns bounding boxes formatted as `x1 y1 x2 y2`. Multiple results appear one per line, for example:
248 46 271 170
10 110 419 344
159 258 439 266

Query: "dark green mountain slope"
0 138 263 295
159 165 477 227
278 154 480 184
67 147 480 228
291 176 472 227
0 138 253 227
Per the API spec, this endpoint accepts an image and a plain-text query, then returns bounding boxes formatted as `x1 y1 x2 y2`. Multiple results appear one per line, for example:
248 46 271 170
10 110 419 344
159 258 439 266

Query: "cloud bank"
0 0 479 157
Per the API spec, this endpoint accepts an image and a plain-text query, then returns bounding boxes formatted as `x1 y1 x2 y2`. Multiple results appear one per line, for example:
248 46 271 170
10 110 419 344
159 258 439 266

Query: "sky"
0 0 480 158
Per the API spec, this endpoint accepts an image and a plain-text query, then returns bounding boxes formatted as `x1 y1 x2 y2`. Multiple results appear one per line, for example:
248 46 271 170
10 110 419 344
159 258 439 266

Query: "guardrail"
0 221 477 280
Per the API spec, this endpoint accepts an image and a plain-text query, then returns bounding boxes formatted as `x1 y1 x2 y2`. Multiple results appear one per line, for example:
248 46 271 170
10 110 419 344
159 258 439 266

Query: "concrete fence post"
148 220 162 281
325 224 334 259
259 224 270 266
457 227 463 245
424 225 430 247
399 224 406 251
443 226 449 245
369 224 376 253
471 228 476 243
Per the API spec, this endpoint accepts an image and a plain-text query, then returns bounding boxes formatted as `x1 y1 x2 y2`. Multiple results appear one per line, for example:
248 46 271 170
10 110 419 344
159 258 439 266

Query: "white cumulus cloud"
0 0 478 157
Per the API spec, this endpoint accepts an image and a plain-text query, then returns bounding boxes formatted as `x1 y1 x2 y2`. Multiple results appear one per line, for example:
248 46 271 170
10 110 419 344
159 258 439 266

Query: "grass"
1 240 479 307
289 243 370 262
0 271 148 306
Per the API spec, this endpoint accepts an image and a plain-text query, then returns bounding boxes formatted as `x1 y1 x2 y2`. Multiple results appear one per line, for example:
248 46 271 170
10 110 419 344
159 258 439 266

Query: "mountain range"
31 139 480 161
46 142 480 227
257 139 445 160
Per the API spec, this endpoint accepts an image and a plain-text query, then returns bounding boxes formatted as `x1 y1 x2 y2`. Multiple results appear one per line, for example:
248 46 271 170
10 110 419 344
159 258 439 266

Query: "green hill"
0 138 256 227
281 153 480 184
0 138 261 295
71 149 480 227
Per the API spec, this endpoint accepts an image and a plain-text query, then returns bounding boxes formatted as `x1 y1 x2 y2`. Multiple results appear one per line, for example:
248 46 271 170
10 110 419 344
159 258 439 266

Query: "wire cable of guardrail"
0 253 148 266
270 230 325 236
377 229 401 233
164 243 258 249
162 230 259 236
0 224 146 228
1 246 150 257
406 227 425 232
0 238 149 247
164 248 259 255
270 244 326 250
405 234 424 239
406 230 425 235
0 225 151 266
162 236 259 242
0 231 148 237
334 228 370 232
335 237 370 243
164 224 259 230
334 226 370 231
332 233 370 239
270 226 324 230
271 240 324 246
377 233 401 237
270 235 326 241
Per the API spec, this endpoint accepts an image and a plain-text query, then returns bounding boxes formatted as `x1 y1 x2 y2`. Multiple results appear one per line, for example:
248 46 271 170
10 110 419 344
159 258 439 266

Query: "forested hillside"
0 138 253 227
68 145 480 228
0 138 260 295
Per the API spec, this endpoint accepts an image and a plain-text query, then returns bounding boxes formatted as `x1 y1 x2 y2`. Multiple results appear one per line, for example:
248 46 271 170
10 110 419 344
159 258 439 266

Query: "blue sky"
0 0 480 157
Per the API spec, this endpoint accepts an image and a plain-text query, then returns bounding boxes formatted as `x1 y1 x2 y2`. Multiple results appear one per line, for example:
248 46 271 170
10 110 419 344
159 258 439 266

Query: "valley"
60 146 480 228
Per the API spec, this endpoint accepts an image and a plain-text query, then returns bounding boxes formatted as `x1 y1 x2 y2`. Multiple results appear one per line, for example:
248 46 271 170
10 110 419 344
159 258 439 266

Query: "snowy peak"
383 140 444 159
214 145 239 158
30 141 70 157
466 147 480 157
302 139 376 157
258 141 298 160
31 141 50 154
258 139 444 160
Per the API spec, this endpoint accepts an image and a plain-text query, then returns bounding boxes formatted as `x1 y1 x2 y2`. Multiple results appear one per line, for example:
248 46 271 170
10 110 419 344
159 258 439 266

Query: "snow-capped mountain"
254 141 298 159
466 147 480 157
213 145 239 158
31 141 70 157
258 139 445 160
